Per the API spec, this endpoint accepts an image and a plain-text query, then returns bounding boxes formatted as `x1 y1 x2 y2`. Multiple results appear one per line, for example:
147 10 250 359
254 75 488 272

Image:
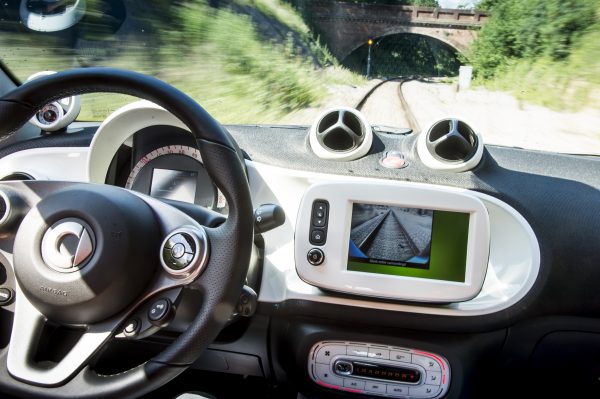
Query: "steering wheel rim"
0 68 255 398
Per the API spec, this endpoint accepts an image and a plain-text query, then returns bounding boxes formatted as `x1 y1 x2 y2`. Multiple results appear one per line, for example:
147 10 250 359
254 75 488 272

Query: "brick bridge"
303 1 489 60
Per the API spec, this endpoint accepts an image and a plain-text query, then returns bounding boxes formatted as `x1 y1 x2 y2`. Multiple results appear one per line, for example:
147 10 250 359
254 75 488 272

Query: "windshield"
0 0 599 155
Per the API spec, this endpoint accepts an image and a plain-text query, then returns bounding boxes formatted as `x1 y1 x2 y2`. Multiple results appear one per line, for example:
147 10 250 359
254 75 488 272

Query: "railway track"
351 209 420 261
354 76 421 132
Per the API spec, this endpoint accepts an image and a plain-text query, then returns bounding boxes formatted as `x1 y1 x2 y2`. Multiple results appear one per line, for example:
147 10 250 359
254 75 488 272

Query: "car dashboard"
0 99 599 399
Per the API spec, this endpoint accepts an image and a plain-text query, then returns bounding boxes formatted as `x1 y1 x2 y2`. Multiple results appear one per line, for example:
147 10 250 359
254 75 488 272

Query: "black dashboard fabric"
1 123 599 331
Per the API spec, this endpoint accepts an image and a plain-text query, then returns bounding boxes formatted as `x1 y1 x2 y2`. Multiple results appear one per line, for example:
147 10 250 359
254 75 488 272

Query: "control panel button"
347 346 369 357
412 354 442 372
148 298 173 326
387 384 409 397
312 217 326 227
333 360 353 375
344 378 365 390
123 318 140 337
162 232 197 271
425 371 442 386
390 350 412 363
310 200 329 245
313 201 328 215
368 348 390 360
310 229 326 245
365 382 387 394
315 344 346 364
409 384 440 398
315 363 344 386
0 287 13 306
307 248 325 266
308 341 450 399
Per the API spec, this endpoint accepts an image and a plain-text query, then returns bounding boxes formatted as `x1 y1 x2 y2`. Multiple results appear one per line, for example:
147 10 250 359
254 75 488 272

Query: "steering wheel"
0 68 254 398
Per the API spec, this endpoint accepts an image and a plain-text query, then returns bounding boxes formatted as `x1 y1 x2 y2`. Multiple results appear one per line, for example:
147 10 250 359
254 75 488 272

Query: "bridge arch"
342 32 463 78
342 26 471 61
305 2 487 61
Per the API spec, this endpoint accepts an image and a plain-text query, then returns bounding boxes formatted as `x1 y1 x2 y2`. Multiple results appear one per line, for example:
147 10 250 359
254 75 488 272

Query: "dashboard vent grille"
417 117 484 172
0 173 34 181
309 107 373 161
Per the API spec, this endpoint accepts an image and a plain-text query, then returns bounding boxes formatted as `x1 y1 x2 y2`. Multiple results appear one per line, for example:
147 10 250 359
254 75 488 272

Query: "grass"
476 1 600 111
476 28 600 111
0 0 361 122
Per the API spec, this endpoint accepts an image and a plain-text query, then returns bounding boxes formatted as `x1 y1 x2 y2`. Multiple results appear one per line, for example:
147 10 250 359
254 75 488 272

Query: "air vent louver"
417 117 484 172
309 107 373 161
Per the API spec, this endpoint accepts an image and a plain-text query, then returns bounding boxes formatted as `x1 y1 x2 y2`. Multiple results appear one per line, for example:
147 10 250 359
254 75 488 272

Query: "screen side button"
310 229 326 245
307 248 325 266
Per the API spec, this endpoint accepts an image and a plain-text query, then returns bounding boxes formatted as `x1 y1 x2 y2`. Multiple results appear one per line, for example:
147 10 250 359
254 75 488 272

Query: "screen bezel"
294 181 490 303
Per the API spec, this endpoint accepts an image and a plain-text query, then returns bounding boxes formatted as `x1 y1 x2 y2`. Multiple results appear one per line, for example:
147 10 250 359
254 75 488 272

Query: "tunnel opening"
342 33 463 78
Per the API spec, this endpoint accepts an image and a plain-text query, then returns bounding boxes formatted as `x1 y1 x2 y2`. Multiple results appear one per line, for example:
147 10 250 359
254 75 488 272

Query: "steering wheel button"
171 243 185 259
0 287 13 306
123 318 140 336
148 298 171 323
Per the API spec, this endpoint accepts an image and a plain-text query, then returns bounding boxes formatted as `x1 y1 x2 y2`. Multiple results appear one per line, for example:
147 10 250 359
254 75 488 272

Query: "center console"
295 181 490 303
308 341 450 398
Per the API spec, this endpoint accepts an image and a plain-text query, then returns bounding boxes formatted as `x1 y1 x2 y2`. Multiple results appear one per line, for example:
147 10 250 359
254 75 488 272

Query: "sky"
438 0 478 9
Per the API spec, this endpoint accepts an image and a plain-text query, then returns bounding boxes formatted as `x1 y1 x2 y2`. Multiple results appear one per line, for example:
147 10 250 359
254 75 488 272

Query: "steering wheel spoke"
7 283 118 386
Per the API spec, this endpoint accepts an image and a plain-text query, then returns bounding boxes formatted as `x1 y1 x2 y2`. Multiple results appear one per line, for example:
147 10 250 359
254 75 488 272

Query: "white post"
458 65 473 91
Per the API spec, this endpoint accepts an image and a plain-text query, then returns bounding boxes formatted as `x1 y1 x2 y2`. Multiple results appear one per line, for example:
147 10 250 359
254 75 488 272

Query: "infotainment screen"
150 168 197 203
347 202 470 282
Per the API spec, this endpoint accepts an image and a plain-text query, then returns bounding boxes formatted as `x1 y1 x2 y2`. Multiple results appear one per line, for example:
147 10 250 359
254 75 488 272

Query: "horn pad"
13 184 160 325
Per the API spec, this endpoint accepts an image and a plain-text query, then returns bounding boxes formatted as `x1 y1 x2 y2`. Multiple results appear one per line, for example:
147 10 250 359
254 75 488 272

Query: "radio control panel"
308 341 450 398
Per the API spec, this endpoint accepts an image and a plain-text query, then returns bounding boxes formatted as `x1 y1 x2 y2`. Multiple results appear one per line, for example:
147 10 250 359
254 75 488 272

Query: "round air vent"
417 117 484 172
309 107 373 161
0 172 34 181
20 0 86 32
0 191 9 226
26 71 81 132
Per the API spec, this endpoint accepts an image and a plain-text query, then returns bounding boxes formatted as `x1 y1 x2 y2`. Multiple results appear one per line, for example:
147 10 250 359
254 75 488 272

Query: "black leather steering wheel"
0 68 254 398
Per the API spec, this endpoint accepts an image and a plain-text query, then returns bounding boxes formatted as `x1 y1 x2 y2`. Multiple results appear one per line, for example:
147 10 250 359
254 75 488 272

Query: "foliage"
470 0 599 79
469 0 600 110
0 0 362 122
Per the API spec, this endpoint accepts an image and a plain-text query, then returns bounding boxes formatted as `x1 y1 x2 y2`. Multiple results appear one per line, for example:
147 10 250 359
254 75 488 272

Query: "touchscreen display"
349 204 433 269
150 169 197 203
347 202 470 282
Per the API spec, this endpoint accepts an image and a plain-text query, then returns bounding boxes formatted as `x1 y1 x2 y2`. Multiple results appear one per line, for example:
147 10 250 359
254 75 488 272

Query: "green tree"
470 0 598 79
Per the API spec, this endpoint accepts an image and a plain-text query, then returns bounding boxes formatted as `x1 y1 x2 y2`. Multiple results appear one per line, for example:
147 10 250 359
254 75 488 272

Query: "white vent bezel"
309 107 373 161
417 117 484 172
26 71 81 132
